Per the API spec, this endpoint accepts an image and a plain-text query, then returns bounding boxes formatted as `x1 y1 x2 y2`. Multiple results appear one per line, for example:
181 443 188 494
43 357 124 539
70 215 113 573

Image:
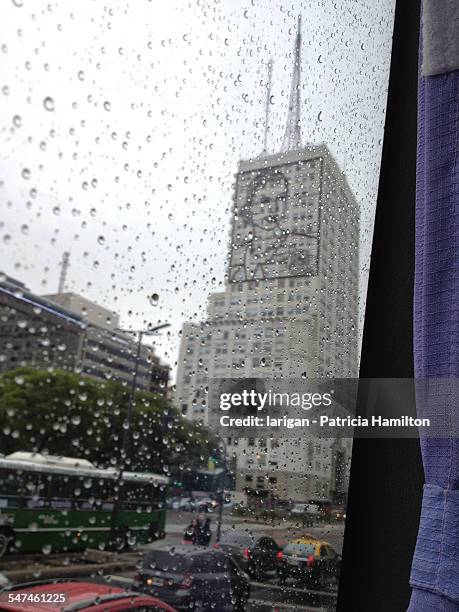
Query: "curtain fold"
408 3 459 608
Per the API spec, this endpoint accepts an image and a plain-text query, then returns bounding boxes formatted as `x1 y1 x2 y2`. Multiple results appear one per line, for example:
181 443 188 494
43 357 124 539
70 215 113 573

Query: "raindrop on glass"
43 96 55 111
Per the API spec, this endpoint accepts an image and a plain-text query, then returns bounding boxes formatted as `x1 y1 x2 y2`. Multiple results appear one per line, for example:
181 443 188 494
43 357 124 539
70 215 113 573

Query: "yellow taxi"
277 536 341 588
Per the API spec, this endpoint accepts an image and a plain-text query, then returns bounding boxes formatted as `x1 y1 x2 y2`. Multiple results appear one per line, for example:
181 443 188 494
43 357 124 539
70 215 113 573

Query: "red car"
0 580 177 611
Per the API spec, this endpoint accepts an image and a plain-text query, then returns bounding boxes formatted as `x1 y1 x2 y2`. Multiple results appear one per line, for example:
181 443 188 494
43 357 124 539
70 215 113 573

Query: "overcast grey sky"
0 0 395 377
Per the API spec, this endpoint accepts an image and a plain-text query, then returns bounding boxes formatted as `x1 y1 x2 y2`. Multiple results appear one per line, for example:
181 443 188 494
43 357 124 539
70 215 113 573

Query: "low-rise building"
0 278 165 393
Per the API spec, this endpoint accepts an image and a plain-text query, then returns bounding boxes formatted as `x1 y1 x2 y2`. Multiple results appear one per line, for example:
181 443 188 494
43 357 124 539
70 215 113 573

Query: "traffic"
0 452 341 611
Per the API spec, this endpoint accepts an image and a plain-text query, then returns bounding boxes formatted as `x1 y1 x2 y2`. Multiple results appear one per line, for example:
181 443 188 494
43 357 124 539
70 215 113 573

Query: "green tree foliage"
0 367 216 477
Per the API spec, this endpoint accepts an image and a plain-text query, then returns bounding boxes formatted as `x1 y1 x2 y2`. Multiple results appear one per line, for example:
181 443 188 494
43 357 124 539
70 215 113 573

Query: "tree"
0 367 216 477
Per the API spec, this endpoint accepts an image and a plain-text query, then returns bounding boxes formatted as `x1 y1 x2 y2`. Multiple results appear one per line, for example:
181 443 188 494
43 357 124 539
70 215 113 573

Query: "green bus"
0 452 168 557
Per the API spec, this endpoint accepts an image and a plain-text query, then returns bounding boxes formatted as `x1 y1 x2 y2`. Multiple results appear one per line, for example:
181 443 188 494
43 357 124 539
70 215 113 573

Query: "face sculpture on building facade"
236 169 289 281
244 170 288 233
229 165 319 283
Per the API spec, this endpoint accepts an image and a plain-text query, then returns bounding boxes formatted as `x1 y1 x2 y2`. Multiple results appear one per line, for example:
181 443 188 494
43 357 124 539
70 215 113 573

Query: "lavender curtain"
408 2 459 609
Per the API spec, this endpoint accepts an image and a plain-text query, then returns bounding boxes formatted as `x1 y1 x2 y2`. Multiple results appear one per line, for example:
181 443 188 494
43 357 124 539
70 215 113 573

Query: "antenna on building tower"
262 58 273 154
281 15 302 152
58 251 70 293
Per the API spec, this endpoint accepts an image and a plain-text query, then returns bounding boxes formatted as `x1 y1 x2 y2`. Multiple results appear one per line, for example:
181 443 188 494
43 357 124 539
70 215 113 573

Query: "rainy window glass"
0 0 395 609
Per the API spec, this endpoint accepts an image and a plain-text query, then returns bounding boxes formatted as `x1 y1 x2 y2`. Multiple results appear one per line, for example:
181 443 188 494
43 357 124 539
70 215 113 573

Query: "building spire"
262 58 273 153
281 15 302 152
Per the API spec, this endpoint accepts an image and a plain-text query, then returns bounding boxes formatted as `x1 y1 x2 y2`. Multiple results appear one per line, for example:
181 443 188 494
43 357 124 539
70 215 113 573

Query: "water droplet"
12 114 22 127
77 70 85 81
149 293 159 306
43 96 54 111
21 168 31 180
97 235 105 245
103 101 111 111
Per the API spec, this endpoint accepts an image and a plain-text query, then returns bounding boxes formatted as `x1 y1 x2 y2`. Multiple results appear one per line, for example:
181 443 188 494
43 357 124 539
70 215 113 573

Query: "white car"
170 497 195 511
291 503 320 515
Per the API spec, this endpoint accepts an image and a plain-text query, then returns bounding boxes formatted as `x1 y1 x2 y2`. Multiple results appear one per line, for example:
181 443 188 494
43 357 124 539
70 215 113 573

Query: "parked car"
216 530 282 580
277 537 341 589
331 507 346 522
196 497 218 512
0 580 177 611
291 503 320 515
290 503 320 526
134 544 250 611
171 497 196 512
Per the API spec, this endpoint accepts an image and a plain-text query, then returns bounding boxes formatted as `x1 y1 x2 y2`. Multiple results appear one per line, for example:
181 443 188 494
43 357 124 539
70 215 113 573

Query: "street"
0 509 343 611
136 509 342 611
155 509 344 553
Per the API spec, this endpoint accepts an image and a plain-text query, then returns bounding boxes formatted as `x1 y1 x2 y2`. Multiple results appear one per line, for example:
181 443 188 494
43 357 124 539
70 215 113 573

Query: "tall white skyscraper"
175 18 358 505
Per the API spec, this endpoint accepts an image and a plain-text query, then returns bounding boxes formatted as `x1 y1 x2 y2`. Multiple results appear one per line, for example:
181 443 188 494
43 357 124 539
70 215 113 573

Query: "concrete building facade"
174 145 358 504
0 279 168 394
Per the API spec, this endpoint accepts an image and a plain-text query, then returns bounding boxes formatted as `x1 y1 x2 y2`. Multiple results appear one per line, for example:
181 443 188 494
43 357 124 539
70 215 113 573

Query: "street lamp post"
120 322 170 464
109 321 170 549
